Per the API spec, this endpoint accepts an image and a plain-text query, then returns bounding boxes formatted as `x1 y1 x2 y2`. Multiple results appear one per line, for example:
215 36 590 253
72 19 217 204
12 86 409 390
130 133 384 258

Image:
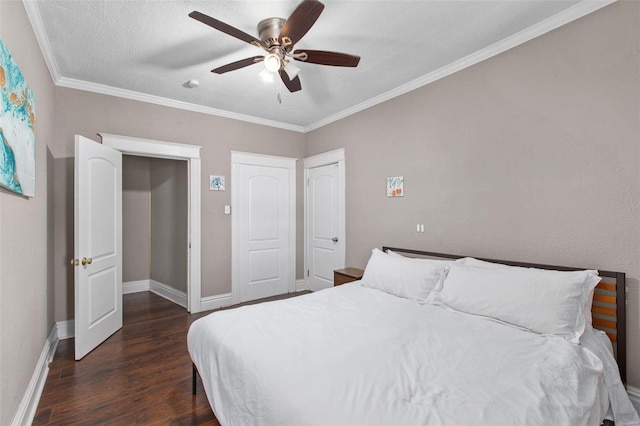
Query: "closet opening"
122 155 189 312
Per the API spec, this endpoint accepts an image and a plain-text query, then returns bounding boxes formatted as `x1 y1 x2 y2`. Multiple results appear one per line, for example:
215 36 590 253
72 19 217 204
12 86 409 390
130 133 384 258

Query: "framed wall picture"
209 175 225 191
387 176 403 197
0 39 36 197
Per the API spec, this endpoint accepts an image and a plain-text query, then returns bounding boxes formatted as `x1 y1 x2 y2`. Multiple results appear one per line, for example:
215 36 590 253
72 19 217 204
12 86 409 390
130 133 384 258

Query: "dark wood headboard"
382 246 627 385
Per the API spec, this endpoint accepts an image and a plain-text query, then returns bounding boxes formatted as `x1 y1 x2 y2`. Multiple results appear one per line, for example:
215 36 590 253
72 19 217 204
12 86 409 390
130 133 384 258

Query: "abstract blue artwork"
0 39 36 197
209 175 225 191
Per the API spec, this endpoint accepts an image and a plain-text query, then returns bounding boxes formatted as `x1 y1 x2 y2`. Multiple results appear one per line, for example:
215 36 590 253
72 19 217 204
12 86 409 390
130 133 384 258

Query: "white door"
74 135 122 360
233 153 296 303
307 163 344 291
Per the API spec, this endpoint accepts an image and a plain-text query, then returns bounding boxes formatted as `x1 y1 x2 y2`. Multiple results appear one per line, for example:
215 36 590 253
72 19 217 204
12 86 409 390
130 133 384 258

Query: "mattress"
188 283 638 425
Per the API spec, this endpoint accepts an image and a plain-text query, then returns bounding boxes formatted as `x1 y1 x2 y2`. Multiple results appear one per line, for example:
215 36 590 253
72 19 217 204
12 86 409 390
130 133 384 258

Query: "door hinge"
307 269 309 277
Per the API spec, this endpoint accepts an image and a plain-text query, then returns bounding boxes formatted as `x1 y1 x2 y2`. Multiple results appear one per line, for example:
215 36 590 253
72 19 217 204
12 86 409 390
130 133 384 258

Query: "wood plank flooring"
34 291 307 425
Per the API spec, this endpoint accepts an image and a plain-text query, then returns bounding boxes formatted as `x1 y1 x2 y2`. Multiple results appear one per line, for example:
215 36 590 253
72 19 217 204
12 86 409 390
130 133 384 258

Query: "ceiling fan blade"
279 0 325 47
279 70 302 92
294 50 360 67
212 56 264 74
189 11 264 48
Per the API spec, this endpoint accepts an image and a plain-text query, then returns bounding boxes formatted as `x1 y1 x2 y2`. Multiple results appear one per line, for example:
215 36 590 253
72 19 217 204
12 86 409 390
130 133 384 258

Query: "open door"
73 135 122 360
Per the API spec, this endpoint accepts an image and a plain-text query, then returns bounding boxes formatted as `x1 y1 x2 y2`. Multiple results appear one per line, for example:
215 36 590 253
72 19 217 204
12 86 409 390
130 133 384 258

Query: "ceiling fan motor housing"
258 17 286 49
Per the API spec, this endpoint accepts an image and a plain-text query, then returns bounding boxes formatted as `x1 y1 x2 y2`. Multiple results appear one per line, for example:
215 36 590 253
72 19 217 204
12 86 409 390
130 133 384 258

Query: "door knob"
70 258 79 265
81 257 93 266
331 237 339 243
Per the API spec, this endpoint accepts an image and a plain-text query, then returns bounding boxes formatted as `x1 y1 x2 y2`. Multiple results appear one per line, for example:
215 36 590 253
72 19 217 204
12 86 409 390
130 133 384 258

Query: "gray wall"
3 3 638 423
122 155 151 283
52 87 306 321
306 1 640 386
150 158 188 292
0 1 56 424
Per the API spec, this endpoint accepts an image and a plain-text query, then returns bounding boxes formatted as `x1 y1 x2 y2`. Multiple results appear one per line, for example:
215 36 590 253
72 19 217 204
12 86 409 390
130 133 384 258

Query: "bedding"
188 283 639 425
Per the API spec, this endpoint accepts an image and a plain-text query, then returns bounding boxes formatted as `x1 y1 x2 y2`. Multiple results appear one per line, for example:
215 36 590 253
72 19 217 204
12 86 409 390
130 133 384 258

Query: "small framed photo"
387 176 404 197
209 175 225 191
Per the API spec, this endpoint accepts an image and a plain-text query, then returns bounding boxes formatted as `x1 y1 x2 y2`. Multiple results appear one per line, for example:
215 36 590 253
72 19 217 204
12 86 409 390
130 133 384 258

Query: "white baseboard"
123 279 150 294
56 320 75 340
10 325 59 426
628 385 640 415
200 293 233 312
149 279 187 308
296 279 306 292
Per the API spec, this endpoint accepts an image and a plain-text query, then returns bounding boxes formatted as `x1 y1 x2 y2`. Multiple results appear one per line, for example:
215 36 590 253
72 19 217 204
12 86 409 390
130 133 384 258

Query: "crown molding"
55 76 306 133
22 0 61 83
303 0 616 132
22 0 614 134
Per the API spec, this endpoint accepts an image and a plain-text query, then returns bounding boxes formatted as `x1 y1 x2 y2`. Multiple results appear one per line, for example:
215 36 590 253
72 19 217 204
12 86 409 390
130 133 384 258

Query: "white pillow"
434 263 600 342
456 257 598 327
361 248 448 303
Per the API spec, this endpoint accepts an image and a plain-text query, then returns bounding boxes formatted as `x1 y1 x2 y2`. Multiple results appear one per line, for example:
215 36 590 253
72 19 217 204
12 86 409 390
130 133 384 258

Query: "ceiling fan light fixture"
264 53 282 72
259 68 275 83
284 61 300 80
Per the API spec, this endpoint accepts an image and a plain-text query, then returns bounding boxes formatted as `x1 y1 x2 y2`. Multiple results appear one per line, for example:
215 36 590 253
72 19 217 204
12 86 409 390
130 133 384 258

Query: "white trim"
200 293 233 312
303 148 345 169
230 151 298 168
302 0 617 132
10 326 59 426
56 320 75 340
149 280 188 309
188 158 202 313
123 279 150 294
100 133 203 313
57 77 305 133
303 149 346 292
628 386 640 415
100 133 201 159
231 151 297 305
21 0 61 83
296 279 307 292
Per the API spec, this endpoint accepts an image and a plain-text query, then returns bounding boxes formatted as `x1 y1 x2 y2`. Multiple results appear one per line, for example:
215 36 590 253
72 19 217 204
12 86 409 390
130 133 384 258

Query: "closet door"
232 152 296 303
74 135 122 360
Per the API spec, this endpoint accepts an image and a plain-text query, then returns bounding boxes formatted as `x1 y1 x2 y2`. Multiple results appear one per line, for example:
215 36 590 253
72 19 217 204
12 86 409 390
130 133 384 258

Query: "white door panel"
307 164 343 291
234 158 295 303
74 135 122 360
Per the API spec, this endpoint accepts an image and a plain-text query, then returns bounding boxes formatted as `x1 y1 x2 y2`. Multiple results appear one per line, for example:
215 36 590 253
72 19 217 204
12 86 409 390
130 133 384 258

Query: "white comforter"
188 283 639 426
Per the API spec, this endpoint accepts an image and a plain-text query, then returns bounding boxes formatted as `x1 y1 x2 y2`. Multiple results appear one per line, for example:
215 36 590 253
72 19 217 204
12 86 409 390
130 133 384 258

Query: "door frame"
100 133 203 313
231 151 297 304
303 148 346 290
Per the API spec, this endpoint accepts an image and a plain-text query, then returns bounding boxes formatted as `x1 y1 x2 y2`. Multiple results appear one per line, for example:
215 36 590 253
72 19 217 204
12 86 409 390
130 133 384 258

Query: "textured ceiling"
27 0 609 131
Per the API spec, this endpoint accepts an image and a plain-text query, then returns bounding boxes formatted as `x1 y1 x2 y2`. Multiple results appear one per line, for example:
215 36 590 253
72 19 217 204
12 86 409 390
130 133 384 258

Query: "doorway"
100 133 202 313
122 156 189 309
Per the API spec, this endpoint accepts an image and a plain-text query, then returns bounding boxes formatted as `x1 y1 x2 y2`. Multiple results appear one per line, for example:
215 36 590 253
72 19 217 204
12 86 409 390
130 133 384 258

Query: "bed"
188 247 639 425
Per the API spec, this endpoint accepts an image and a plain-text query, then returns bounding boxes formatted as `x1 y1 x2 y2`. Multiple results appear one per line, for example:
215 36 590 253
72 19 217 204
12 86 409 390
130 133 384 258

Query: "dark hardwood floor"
34 290 307 425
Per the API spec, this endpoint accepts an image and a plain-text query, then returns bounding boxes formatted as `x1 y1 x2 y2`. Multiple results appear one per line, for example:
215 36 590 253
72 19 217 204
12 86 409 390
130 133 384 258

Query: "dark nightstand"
334 267 364 286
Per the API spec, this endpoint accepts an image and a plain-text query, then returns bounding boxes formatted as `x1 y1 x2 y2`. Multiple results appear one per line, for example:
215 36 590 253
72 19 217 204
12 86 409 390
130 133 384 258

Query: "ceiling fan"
189 0 360 93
